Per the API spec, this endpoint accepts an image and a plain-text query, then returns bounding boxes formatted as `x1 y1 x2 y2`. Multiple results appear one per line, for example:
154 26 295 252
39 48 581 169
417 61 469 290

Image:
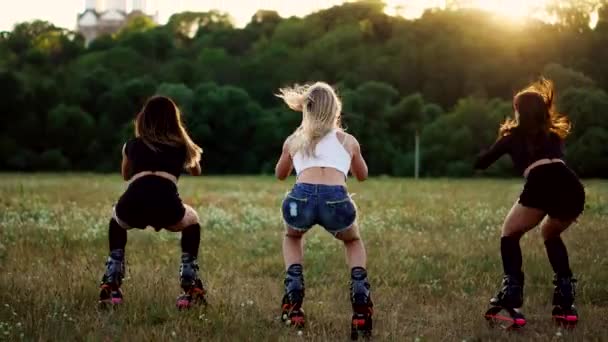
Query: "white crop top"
291 129 352 177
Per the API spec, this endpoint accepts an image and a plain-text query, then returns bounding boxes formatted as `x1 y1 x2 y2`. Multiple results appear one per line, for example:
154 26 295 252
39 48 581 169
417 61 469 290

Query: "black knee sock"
181 223 201 259
109 218 127 252
501 236 523 278
351 267 368 281
287 264 303 277
544 237 572 278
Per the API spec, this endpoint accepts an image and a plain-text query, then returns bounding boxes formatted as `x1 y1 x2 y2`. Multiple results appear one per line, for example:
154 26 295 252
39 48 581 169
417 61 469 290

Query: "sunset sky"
0 0 592 31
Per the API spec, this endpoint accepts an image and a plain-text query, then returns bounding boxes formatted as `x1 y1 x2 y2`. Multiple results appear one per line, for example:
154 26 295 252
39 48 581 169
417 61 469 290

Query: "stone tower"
77 0 155 45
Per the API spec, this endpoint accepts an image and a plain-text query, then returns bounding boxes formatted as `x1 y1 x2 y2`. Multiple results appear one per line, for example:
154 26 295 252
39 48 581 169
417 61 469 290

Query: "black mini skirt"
114 176 186 230
519 163 585 221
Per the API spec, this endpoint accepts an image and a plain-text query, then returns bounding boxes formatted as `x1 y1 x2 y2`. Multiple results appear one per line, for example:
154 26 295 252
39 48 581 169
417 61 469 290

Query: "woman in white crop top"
273 82 373 335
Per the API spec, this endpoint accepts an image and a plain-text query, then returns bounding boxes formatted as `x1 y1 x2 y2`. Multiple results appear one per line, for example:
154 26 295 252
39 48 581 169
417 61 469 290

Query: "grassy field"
0 174 607 341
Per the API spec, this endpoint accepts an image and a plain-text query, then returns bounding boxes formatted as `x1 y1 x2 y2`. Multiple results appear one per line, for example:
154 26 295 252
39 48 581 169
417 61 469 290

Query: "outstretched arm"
275 139 293 180
474 135 511 170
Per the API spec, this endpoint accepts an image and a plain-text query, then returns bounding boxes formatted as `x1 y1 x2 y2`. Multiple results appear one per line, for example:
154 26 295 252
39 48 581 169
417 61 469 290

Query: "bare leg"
501 203 546 237
335 224 366 269
281 226 306 326
541 217 578 319
283 227 306 269
336 223 372 336
499 203 545 276
490 203 546 309
167 205 199 232
541 217 574 240
167 205 201 258
169 205 205 308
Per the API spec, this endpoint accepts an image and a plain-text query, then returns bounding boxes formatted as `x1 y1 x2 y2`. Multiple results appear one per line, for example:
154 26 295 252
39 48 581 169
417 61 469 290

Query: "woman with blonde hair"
98 96 206 310
275 82 373 338
476 79 584 328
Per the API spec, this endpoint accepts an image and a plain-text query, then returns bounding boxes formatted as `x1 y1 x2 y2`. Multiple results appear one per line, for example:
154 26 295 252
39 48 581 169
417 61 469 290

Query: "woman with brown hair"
475 79 584 327
98 96 206 310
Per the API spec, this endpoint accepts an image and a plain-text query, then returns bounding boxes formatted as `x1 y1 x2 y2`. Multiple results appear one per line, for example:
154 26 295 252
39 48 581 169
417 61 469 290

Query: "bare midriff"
130 171 177 184
523 158 564 178
296 167 347 186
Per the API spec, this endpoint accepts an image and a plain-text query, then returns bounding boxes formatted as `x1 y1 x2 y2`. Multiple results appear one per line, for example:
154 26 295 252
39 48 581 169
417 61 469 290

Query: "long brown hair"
499 78 571 140
135 96 202 168
277 82 343 156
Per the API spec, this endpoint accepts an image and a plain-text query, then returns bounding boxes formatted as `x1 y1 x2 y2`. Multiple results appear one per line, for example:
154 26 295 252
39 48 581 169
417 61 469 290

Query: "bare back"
296 167 348 186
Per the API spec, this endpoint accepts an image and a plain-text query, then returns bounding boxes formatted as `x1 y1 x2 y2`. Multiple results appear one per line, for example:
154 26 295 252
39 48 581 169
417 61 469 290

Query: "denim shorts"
281 183 357 234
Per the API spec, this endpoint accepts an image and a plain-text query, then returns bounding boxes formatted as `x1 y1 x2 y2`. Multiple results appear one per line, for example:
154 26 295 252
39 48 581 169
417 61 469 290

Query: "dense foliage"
1 1 607 177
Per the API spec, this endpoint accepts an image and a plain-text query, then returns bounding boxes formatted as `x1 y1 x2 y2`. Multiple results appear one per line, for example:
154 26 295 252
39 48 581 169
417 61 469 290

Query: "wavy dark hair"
499 78 571 140
135 96 202 168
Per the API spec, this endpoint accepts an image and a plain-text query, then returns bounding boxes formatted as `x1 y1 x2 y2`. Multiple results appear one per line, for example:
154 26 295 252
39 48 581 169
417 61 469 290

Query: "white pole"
414 130 420 179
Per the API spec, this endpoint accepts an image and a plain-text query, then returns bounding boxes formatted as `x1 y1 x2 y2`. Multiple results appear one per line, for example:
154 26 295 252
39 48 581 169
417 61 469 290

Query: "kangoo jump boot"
281 264 305 328
176 253 207 309
350 267 373 340
485 273 526 329
552 274 578 327
99 249 125 307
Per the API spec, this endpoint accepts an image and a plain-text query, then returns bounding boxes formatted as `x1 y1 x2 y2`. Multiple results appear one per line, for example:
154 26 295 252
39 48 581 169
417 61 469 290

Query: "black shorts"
519 163 585 221
114 176 186 230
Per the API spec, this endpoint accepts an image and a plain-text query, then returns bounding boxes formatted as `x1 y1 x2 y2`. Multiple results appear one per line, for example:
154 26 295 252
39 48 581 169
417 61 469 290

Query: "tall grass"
0 174 606 341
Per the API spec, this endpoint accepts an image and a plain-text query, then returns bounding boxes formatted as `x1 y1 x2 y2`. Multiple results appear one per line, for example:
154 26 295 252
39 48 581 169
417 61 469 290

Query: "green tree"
543 63 595 91
47 104 95 167
559 87 608 140
119 15 157 35
1 3 608 176
421 97 511 176
568 127 608 176
191 83 265 172
167 11 233 42
156 83 194 116
246 10 282 39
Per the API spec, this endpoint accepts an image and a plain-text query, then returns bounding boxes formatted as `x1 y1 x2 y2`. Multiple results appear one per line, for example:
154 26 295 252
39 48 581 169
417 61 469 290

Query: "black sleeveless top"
125 138 187 178
474 131 564 175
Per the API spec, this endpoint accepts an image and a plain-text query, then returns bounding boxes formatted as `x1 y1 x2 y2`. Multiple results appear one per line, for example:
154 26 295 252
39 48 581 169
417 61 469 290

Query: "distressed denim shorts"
281 183 357 234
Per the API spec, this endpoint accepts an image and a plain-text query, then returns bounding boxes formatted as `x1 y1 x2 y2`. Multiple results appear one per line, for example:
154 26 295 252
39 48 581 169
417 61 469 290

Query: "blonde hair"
277 82 342 156
135 96 202 168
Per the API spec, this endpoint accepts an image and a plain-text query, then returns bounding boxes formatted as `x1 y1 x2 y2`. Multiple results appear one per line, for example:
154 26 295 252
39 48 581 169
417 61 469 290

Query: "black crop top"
474 131 564 175
125 138 187 178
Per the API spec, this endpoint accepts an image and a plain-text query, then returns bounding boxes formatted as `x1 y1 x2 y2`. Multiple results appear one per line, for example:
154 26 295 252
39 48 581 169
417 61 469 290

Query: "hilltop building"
77 0 156 44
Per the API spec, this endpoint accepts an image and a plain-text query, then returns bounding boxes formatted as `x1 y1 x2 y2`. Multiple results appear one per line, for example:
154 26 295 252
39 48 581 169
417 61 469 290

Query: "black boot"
490 273 524 309
552 275 578 325
176 253 206 309
99 249 125 306
485 273 527 328
281 264 305 327
350 267 373 340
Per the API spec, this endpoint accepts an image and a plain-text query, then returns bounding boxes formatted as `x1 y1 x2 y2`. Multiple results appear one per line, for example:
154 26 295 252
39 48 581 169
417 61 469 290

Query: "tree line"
1 1 607 177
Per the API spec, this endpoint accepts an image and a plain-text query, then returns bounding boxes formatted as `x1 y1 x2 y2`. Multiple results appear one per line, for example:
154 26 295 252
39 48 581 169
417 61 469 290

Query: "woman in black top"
99 96 207 309
475 79 584 325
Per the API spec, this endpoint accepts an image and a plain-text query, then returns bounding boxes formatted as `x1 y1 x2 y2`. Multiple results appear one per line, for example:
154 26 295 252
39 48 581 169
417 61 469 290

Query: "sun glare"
470 0 551 23
385 0 553 24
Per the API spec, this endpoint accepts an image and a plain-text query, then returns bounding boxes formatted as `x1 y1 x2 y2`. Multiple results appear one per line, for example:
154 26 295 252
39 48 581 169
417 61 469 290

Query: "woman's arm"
346 135 368 181
275 139 293 180
474 135 511 170
120 144 131 181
